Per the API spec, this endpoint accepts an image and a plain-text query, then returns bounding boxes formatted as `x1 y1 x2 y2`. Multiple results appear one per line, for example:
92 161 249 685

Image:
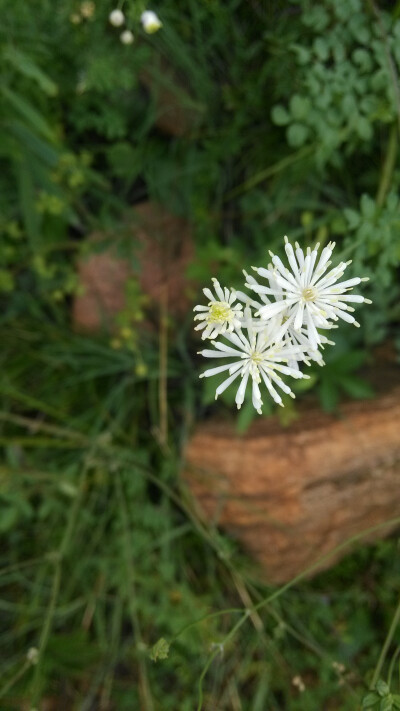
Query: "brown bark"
183 375 400 583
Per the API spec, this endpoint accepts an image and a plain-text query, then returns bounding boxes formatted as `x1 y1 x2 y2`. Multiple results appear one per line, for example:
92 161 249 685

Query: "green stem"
0 660 30 701
116 474 155 711
370 595 400 690
197 611 250 711
387 645 400 688
376 123 398 208
192 516 400 699
29 466 87 705
225 145 314 200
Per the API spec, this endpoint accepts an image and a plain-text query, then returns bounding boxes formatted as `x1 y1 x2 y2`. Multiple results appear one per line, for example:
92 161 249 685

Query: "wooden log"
183 373 400 583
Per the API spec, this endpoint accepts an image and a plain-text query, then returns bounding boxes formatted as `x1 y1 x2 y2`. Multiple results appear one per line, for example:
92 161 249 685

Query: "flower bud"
109 8 125 26
141 10 162 34
120 29 134 44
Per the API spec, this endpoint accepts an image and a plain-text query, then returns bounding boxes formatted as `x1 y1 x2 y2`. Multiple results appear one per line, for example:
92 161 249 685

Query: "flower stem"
376 123 398 209
370 595 400 690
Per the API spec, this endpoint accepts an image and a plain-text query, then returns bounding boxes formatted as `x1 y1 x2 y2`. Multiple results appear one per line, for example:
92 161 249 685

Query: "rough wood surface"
183 374 400 583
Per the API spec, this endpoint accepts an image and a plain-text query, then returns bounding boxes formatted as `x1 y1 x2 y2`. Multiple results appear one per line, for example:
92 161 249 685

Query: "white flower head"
198 308 309 413
141 10 162 33
246 237 371 350
120 29 134 44
109 8 125 26
194 278 243 340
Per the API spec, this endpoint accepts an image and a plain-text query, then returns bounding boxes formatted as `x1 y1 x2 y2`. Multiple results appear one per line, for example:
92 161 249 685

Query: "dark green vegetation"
0 0 400 708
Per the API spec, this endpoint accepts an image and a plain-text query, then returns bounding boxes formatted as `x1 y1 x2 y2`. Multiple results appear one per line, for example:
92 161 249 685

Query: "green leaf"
17 159 40 244
376 681 390 698
380 696 393 711
2 86 56 141
344 208 361 229
289 94 311 120
360 194 376 220
362 692 380 709
331 351 367 373
236 399 257 434
338 376 374 400
0 269 15 293
149 638 170 662
357 116 373 141
313 37 329 61
3 46 58 96
271 105 290 126
287 123 309 147
319 378 339 412
10 121 59 166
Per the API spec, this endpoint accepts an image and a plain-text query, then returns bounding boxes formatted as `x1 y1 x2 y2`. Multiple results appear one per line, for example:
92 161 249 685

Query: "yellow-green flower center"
207 301 232 324
302 286 316 301
250 351 264 364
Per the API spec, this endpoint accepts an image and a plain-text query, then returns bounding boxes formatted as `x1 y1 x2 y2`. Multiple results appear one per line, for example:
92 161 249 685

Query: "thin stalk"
0 659 31 701
387 645 400 688
370 595 400 690
376 123 398 208
158 283 168 448
28 465 88 706
116 474 155 711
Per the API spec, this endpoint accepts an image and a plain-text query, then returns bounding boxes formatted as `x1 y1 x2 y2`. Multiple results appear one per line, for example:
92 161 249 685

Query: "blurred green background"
0 0 400 708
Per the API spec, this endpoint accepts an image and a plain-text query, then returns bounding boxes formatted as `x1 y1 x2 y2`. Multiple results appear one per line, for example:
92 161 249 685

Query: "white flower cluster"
109 7 162 44
194 237 371 414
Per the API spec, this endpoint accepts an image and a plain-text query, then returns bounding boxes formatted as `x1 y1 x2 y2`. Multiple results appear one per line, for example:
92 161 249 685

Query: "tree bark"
183 374 400 583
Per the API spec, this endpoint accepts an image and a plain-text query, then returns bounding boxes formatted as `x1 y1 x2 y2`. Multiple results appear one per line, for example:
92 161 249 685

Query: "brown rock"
73 202 194 332
183 377 400 583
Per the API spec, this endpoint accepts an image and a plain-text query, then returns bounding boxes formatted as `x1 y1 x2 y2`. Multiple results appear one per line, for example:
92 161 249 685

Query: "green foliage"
1 0 400 709
271 0 400 164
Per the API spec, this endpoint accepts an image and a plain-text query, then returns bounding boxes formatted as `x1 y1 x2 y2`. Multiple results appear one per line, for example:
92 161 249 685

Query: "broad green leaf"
319 378 339 412
376 681 390 697
289 94 311 120
362 692 380 709
338 375 374 400
380 695 393 711
271 105 290 126
287 122 309 147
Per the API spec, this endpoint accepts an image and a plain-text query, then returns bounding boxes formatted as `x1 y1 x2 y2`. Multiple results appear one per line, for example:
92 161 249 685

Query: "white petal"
235 371 250 409
215 370 241 398
200 362 238 378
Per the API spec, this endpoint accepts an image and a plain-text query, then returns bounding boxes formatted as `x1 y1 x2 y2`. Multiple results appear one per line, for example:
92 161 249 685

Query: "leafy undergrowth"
0 314 399 711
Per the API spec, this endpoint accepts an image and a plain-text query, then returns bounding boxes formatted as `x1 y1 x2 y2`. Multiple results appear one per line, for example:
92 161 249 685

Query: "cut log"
183 372 400 583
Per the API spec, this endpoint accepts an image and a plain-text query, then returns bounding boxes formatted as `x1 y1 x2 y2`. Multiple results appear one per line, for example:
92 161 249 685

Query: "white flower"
109 8 125 26
120 29 134 44
198 308 309 413
246 237 371 350
193 278 243 340
237 270 335 366
141 10 162 34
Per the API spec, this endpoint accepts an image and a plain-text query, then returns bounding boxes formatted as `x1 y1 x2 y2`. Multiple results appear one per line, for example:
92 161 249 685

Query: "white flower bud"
140 10 162 34
120 29 134 45
109 8 125 26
